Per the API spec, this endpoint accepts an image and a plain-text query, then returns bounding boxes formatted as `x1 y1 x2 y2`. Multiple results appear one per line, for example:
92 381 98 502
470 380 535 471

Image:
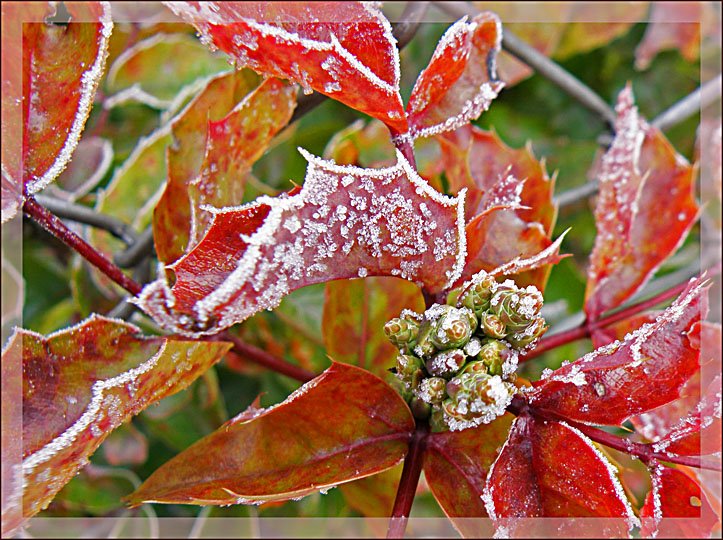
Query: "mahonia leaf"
1 2 112 223
438 126 558 291
632 322 721 444
641 464 719 538
105 33 232 109
635 3 708 70
531 276 709 425
339 463 402 517
406 13 503 139
585 85 699 320
1 315 231 533
125 362 414 506
153 69 260 265
138 150 466 336
322 276 424 379
163 2 407 133
424 414 513 519
483 413 637 536
154 73 296 264
645 375 722 457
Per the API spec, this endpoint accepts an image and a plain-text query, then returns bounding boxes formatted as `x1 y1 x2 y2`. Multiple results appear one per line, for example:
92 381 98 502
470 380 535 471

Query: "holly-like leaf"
105 33 231 109
138 150 466 336
126 362 414 506
424 413 513 518
2 315 231 530
322 276 424 379
641 465 719 538
406 13 503 139
483 413 637 535
164 2 407 133
585 85 699 320
1 2 112 222
531 276 708 425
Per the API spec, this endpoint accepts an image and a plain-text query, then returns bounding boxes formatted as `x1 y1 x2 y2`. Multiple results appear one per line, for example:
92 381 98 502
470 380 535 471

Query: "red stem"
521 278 697 362
224 332 316 383
23 196 142 296
391 129 417 169
387 421 429 539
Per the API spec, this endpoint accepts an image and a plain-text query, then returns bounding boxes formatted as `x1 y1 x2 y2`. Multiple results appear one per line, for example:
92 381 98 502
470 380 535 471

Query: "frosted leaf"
407 13 504 139
164 2 407 132
138 149 466 336
586 85 699 319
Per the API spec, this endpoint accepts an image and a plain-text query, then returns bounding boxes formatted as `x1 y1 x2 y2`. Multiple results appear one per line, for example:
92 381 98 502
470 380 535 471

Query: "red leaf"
2 2 112 222
138 151 466 336
125 362 414 506
406 13 503 139
641 465 719 538
164 2 407 133
1 315 231 530
424 414 513 518
483 412 637 535
322 276 424 379
531 277 708 425
635 3 706 70
585 85 699 320
339 463 402 517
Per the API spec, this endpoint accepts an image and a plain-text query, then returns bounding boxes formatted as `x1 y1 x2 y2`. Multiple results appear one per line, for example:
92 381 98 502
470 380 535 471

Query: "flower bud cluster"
385 274 547 432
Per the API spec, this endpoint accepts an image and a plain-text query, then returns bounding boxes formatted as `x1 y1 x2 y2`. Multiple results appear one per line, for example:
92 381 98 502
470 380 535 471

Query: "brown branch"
23 196 143 296
222 332 316 383
387 421 429 538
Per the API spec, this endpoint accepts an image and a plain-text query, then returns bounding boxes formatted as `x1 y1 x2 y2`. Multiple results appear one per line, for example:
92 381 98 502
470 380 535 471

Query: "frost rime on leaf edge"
25 3 114 195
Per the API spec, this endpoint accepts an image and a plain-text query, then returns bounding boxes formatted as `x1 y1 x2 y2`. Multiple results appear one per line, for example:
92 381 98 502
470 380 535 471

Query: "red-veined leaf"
530 276 708 425
483 413 637 536
406 13 503 139
164 2 407 133
641 464 719 538
322 276 424 379
338 463 402 517
138 151 466 336
585 85 699 320
424 413 513 519
2 2 112 222
125 361 414 506
1 315 231 532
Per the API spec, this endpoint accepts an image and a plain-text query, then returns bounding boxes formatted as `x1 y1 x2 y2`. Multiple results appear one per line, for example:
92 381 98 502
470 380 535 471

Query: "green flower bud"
426 348 466 378
480 312 507 339
396 354 424 390
460 274 496 317
446 288 462 306
476 339 511 376
409 396 431 420
429 305 474 350
415 377 447 404
384 315 420 350
411 319 437 358
506 316 547 349
441 372 515 431
490 283 543 332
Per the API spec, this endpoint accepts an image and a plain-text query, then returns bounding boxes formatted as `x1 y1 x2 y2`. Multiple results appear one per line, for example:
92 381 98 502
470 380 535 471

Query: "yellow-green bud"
430 305 474 350
384 316 420 350
396 354 424 390
416 377 447 404
460 275 496 317
481 312 507 339
426 348 466 378
475 339 510 376
490 283 543 332
506 316 547 349
441 372 516 431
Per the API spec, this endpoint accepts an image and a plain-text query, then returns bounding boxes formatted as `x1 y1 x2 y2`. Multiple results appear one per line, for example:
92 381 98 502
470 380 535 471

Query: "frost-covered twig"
35 194 138 245
24 196 143 296
387 422 429 539
433 2 616 125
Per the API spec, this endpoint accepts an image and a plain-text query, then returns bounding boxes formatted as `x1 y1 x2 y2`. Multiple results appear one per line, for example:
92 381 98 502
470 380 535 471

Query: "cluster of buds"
385 274 547 432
